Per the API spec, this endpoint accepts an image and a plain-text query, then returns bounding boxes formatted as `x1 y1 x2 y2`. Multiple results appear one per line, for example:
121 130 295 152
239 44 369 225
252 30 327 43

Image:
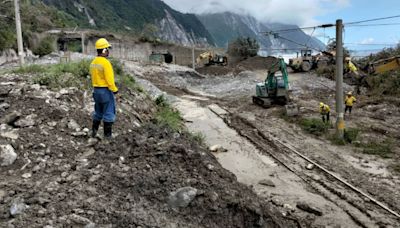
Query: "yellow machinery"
368 56 400 74
196 51 227 66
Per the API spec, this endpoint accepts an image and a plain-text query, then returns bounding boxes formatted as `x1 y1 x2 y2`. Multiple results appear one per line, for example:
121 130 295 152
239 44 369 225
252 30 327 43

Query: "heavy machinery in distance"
288 49 335 72
196 51 228 66
366 56 400 74
252 57 298 116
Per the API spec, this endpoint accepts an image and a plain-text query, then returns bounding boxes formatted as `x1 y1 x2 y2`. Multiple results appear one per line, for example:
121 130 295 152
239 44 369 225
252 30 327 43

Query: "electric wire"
345 14 400 25
346 23 400 27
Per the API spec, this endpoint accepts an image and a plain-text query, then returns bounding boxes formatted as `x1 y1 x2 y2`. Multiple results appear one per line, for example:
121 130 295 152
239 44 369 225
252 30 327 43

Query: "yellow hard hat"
319 102 324 107
95 38 111 49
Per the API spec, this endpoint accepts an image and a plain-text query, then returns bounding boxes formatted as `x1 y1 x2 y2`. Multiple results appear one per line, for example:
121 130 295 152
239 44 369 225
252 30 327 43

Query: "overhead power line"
345 14 400 25
344 43 399 46
261 23 335 34
272 34 325 52
345 22 400 27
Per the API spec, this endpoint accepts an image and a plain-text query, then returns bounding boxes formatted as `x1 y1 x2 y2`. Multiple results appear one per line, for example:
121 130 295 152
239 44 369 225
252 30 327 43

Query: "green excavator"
252 57 298 116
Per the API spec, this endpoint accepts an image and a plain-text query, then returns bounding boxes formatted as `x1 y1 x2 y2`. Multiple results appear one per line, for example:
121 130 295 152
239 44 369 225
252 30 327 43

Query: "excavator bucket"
285 104 299 116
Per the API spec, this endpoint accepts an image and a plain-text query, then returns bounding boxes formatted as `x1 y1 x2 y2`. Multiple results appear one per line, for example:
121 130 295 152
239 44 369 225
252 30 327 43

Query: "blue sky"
315 0 400 53
163 0 400 54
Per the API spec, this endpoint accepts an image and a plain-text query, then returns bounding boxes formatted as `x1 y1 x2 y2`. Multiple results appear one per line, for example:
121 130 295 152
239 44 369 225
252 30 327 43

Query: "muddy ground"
0 65 300 227
127 60 400 227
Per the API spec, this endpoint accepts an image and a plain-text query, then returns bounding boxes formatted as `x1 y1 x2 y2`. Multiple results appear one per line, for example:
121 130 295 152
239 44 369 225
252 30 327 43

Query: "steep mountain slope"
41 0 215 46
198 12 325 54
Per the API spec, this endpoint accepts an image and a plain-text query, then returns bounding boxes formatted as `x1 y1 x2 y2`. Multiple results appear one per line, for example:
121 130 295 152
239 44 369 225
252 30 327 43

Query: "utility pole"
14 0 24 65
335 19 344 138
81 32 85 54
192 45 195 69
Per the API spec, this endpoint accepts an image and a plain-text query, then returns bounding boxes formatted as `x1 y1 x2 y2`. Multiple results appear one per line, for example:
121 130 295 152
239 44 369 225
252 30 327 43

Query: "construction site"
1 1 400 227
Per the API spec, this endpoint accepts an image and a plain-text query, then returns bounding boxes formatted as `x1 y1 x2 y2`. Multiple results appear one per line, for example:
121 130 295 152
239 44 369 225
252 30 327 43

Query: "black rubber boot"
91 120 101 137
104 122 113 139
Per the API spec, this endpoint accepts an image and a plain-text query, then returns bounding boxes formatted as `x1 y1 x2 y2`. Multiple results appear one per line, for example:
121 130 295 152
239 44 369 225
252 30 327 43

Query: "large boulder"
0 144 17 166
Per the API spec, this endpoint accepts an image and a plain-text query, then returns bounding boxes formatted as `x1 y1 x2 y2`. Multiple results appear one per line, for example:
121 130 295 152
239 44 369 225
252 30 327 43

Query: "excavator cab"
253 58 299 116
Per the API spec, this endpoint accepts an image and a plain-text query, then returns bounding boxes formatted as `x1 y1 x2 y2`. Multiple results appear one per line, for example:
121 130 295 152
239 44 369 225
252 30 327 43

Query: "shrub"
33 36 55 57
299 118 330 136
359 140 393 158
155 106 182 131
190 132 206 145
228 37 259 59
13 60 91 89
155 95 168 107
153 94 183 131
0 28 16 51
344 128 359 143
13 64 46 74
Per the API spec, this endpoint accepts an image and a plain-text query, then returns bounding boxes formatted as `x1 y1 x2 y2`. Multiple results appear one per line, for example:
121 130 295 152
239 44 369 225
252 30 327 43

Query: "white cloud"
360 38 374 45
162 0 350 26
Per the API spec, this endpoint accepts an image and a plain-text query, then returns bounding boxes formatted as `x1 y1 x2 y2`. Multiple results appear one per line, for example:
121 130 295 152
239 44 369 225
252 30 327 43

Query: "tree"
228 37 259 59
140 23 159 42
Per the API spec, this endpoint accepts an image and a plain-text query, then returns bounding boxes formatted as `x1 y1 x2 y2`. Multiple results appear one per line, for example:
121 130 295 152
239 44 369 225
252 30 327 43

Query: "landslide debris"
0 61 298 227
196 56 279 76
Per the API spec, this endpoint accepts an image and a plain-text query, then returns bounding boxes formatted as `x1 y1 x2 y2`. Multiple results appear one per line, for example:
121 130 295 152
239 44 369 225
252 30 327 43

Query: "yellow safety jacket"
346 61 357 73
345 96 356 106
320 104 330 114
90 57 118 93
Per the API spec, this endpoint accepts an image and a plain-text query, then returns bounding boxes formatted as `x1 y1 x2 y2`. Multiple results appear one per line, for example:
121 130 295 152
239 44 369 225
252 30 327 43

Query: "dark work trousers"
92 87 116 123
345 105 353 114
322 112 330 123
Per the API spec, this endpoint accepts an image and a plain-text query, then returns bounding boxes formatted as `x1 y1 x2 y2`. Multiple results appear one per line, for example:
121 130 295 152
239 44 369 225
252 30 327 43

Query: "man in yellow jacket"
344 92 356 115
319 102 330 123
90 38 118 138
345 57 358 75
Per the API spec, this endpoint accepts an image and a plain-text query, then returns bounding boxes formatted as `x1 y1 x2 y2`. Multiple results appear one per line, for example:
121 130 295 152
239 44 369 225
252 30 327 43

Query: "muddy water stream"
173 97 358 227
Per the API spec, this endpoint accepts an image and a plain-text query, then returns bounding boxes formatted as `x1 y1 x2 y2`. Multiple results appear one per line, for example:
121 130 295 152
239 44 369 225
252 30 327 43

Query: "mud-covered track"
216 111 400 227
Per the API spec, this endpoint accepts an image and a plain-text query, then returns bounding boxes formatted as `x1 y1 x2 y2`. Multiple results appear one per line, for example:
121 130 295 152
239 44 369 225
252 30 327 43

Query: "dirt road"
127 61 400 227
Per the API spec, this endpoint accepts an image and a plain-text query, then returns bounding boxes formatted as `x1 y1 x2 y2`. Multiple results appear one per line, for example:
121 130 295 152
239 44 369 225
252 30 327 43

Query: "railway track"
211 108 400 227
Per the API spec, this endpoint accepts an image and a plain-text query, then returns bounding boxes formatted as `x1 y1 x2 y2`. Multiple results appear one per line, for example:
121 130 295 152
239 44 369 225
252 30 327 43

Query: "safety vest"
90 57 118 93
346 61 357 73
320 104 330 114
345 96 356 106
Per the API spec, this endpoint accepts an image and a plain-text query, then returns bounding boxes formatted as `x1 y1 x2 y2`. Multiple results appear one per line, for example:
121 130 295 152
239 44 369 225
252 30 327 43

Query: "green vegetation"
41 0 214 43
365 71 400 96
299 118 330 136
357 140 394 158
154 95 183 131
12 64 47 74
356 44 400 96
227 37 259 59
110 59 143 92
22 60 92 89
190 132 206 145
12 58 141 93
0 1 77 52
328 128 359 145
33 36 55 57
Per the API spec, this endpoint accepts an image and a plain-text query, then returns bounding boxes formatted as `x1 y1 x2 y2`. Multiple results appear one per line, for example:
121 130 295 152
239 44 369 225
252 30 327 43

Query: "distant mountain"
197 12 325 55
41 0 215 46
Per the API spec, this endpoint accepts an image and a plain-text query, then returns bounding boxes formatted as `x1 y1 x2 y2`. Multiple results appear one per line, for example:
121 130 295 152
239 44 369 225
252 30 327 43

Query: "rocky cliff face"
198 12 325 54
157 10 212 46
41 0 215 46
